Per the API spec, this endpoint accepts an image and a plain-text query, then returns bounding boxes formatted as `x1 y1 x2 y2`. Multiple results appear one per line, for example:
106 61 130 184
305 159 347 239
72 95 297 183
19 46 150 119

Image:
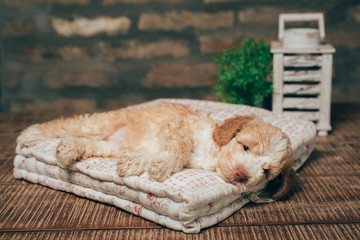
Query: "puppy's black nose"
234 169 248 183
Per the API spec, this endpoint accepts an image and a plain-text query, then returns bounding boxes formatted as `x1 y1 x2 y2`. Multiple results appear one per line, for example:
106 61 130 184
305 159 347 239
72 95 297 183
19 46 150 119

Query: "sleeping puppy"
17 103 296 199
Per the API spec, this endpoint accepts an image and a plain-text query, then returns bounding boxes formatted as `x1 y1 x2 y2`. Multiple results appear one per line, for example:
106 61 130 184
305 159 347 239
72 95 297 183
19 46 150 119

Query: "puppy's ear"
270 163 297 200
269 134 297 200
212 115 255 147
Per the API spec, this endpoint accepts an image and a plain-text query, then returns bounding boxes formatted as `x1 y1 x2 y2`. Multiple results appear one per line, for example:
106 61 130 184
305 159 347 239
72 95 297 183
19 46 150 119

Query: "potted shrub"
212 38 273 108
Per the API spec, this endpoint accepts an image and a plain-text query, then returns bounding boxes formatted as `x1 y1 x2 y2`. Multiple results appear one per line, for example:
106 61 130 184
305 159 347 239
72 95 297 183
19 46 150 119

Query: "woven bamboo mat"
0 104 359 239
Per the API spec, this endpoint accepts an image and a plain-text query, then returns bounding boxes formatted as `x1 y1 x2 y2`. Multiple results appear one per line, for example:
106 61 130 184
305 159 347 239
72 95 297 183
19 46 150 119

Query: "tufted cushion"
14 99 316 233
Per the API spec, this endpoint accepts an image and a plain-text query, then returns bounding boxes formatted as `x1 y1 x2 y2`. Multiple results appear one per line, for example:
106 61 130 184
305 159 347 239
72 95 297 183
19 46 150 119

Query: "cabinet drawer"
283 111 320 121
284 70 321 82
283 84 320 95
284 55 322 67
283 97 320 109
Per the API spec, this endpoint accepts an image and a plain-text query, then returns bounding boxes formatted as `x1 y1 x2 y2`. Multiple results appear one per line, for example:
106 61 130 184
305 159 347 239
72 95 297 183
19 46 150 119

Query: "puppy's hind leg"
17 109 128 148
56 137 83 166
56 137 120 166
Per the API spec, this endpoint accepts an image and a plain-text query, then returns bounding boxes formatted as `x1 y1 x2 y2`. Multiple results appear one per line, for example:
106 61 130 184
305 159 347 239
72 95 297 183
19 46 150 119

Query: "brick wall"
0 0 359 112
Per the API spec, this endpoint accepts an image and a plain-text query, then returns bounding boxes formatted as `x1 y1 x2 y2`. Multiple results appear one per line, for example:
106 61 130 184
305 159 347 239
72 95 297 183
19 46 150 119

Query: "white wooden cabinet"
271 42 335 136
271 13 335 136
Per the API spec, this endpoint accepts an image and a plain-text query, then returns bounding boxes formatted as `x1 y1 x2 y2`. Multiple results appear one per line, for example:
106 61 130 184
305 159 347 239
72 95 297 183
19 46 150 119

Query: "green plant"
212 38 273 106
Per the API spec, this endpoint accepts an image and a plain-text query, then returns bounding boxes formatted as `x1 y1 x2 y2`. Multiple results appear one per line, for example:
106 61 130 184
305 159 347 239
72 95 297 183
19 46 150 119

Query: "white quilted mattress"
14 99 317 233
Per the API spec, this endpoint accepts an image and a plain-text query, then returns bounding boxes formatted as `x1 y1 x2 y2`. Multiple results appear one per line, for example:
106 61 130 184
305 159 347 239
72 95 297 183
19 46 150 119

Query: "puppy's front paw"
116 151 145 177
56 138 83 166
148 154 174 182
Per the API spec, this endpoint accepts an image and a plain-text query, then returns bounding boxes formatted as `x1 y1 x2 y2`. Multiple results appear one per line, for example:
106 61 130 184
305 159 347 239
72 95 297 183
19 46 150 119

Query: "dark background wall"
0 0 359 112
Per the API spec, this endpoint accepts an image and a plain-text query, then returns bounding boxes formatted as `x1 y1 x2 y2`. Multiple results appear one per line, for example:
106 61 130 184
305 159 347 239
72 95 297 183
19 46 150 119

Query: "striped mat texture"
0 103 359 239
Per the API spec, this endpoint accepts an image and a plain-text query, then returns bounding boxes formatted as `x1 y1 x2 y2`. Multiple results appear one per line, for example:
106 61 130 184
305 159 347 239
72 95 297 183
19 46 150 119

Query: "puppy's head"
213 115 296 199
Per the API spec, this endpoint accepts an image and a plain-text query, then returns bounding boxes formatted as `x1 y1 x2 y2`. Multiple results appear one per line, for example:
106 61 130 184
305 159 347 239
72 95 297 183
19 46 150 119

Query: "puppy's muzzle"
234 168 248 183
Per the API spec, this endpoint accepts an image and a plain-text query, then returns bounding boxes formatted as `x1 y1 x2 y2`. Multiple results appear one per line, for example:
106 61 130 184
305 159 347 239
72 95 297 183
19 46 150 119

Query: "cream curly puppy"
17 103 296 199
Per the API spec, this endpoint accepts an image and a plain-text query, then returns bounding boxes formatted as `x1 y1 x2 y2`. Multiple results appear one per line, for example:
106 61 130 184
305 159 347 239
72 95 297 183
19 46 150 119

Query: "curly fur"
17 103 296 199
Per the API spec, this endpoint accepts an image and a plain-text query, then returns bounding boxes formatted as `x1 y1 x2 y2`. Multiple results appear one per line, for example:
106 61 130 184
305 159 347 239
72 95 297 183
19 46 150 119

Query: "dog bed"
13 98 316 233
